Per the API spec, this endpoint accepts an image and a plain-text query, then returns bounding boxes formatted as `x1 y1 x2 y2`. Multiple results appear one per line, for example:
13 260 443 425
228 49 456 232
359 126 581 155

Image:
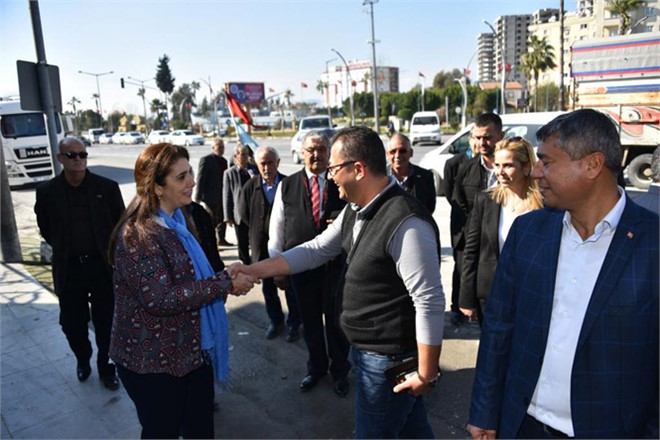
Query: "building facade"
321 60 399 109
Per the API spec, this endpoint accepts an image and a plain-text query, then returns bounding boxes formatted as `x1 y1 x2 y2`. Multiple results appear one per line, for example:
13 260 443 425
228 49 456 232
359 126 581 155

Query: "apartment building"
321 60 399 109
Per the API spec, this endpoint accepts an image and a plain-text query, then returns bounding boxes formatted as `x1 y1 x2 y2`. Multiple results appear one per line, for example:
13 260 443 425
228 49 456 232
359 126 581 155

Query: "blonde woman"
459 137 543 325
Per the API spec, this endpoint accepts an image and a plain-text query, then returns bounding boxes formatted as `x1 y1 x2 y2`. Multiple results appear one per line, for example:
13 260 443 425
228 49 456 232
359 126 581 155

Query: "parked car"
99 133 114 144
147 130 171 144
418 111 566 196
66 135 91 147
290 115 335 164
169 130 205 146
112 131 145 145
83 128 105 144
410 111 442 146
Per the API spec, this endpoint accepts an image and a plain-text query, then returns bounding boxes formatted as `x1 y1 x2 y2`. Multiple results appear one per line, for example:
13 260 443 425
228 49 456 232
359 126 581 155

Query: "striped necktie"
311 175 320 228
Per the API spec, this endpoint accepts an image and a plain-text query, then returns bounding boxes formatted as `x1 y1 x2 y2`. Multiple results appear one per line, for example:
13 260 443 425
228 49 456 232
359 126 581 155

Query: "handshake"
226 263 258 296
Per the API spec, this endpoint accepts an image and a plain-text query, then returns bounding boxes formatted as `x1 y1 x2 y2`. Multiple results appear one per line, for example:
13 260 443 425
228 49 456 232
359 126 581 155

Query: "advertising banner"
226 82 265 104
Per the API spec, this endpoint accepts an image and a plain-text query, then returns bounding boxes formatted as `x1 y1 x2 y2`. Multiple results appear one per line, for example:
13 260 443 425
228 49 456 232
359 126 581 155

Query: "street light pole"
364 0 380 132
78 70 113 123
325 58 337 118
331 48 355 126
127 76 153 133
483 20 506 114
199 76 219 135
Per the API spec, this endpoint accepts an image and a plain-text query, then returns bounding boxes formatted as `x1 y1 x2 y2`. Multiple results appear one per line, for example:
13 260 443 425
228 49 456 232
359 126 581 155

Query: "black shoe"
77 362 91 382
266 322 285 339
333 378 349 397
450 310 467 326
285 326 301 342
300 374 320 392
101 372 120 391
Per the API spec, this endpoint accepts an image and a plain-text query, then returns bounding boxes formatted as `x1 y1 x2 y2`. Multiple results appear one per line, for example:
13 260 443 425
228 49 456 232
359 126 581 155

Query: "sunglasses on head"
62 151 89 159
506 136 523 142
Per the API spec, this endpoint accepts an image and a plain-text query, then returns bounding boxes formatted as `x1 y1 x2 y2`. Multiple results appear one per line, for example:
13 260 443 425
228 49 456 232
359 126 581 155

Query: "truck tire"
627 153 653 190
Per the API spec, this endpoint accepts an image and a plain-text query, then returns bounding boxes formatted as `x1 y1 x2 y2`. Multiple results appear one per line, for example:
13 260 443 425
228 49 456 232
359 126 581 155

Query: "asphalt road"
7 135 480 439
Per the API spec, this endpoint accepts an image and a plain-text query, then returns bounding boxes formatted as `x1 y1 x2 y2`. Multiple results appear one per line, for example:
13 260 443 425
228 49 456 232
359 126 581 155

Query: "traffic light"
121 78 125 88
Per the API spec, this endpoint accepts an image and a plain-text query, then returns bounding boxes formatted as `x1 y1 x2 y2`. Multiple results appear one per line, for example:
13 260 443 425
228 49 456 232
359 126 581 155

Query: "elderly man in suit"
386 133 436 213
223 143 255 265
35 137 125 390
268 131 351 396
195 138 232 246
239 146 300 340
468 109 659 439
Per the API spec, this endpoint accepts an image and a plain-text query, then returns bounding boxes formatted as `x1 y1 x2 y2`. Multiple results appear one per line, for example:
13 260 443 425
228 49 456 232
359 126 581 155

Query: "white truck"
571 32 660 189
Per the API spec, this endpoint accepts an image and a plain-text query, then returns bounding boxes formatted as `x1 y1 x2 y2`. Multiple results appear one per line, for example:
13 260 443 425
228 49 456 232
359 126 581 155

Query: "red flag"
418 72 425 78
225 91 253 126
269 88 275 93
464 69 471 76
301 82 308 88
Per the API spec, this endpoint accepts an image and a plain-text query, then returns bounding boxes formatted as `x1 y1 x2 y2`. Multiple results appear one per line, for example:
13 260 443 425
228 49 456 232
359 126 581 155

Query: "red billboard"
225 82 265 104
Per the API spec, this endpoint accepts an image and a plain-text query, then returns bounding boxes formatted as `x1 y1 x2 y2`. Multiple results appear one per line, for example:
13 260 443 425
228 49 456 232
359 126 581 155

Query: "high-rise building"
321 60 399 109
477 33 496 82
496 14 533 86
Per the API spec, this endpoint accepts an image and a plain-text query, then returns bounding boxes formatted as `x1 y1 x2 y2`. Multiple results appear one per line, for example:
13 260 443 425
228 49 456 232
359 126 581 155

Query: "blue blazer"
469 196 659 438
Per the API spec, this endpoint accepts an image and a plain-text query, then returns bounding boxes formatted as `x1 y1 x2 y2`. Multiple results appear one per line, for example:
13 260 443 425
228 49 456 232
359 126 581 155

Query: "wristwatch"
417 369 442 388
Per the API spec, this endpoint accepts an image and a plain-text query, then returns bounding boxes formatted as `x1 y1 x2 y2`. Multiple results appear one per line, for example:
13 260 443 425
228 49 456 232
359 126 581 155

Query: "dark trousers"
290 267 351 379
204 202 227 244
450 248 463 312
518 413 573 438
117 364 214 439
58 256 114 375
262 277 300 329
236 222 250 265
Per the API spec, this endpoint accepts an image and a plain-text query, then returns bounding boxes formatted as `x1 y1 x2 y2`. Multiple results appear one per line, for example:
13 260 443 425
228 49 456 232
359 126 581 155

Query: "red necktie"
311 175 321 228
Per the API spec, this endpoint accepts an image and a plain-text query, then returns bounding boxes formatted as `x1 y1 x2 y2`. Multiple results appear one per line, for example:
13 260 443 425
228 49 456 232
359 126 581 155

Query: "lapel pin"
627 231 634 239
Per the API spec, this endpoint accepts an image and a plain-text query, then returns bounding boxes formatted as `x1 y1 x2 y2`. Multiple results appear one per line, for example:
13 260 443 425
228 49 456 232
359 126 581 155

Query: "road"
7 135 481 439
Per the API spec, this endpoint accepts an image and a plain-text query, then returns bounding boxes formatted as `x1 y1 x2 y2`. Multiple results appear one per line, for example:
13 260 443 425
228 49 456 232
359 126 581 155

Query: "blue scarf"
158 208 229 383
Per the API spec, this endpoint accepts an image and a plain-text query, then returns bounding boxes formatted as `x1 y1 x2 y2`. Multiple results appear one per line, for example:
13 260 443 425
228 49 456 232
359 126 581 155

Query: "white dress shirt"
527 188 626 436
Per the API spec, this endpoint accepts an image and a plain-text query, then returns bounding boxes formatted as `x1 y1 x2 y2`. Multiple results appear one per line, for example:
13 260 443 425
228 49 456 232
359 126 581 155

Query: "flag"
301 82 308 88
224 92 259 150
464 69 471 76
225 91 253 126
269 87 275 93
418 72 425 78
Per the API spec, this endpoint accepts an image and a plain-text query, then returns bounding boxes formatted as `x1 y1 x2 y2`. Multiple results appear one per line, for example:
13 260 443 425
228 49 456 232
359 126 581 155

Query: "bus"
0 100 61 188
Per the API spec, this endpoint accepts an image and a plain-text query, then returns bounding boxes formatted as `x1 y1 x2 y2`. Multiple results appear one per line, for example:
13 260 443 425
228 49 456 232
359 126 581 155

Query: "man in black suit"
443 140 476 326
268 131 351 396
195 138 232 246
35 137 125 390
223 144 255 265
386 133 436 213
239 146 300 339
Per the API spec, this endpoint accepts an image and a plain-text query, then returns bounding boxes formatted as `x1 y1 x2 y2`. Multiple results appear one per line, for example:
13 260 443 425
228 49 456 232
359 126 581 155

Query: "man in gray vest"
230 126 446 438
268 131 351 396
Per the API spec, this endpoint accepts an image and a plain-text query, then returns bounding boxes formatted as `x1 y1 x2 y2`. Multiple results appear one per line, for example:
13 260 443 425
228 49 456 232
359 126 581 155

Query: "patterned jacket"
110 222 232 377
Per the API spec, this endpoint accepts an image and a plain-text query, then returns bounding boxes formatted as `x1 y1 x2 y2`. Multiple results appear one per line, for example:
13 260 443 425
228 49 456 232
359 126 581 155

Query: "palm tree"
520 35 556 112
606 0 646 35
284 89 293 109
67 96 81 115
361 72 371 92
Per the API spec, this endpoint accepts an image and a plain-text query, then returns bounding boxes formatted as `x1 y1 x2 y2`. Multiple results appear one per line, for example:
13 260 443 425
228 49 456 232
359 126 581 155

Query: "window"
0 113 62 138
645 7 656 16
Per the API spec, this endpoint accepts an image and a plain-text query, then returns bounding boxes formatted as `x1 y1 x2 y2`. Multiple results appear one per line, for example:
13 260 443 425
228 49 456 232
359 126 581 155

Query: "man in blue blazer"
468 109 659 439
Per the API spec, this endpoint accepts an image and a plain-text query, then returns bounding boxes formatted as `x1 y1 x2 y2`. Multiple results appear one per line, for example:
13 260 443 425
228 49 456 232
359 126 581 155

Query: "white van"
409 111 442 145
418 111 566 196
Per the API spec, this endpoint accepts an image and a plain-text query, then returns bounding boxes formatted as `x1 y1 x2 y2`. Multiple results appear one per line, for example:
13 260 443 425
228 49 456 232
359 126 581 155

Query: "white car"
111 131 145 145
98 133 114 144
147 130 171 144
169 130 205 146
418 111 566 196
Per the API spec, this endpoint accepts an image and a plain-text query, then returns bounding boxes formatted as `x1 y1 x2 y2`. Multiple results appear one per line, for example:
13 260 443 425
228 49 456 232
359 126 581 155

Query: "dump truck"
571 32 659 189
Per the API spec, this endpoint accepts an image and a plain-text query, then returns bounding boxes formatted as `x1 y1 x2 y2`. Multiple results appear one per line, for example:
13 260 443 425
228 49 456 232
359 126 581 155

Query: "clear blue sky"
1 0 559 116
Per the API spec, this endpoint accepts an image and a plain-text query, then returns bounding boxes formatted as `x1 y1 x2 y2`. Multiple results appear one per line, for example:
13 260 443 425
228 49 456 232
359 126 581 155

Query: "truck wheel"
627 154 653 190
292 150 301 164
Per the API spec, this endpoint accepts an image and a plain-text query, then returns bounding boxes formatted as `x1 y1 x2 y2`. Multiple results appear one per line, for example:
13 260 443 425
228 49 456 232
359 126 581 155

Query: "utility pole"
79 70 113 123
364 0 380 132
331 48 355 126
325 58 337 118
484 19 506 114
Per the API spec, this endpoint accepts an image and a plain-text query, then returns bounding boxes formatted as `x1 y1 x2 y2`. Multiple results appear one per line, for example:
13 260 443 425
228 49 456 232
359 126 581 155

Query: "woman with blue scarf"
109 143 255 439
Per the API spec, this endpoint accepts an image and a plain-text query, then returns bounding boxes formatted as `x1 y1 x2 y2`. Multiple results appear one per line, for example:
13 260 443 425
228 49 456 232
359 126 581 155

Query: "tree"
284 89 293 109
606 0 646 34
520 35 556 112
67 96 81 114
432 69 463 89
361 72 371 92
155 54 175 128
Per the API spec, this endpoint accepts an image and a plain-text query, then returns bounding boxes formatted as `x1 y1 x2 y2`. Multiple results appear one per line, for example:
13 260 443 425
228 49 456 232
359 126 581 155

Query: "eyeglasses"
327 160 356 177
303 147 328 155
506 136 523 142
62 151 89 159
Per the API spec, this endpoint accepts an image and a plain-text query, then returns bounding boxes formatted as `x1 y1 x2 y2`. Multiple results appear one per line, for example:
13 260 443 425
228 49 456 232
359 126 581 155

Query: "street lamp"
483 20 506 114
454 78 468 129
364 0 380 132
127 76 154 133
78 70 113 122
630 15 649 34
325 58 337 117
199 76 220 135
331 48 355 126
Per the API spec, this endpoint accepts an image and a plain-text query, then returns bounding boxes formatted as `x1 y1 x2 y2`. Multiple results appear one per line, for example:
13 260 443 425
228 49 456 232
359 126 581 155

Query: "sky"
1 0 561 116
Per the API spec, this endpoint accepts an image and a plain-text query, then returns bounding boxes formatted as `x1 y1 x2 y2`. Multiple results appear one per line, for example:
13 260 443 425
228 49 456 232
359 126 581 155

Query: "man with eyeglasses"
231 126 445 438
450 113 503 326
34 137 125 390
386 133 436 214
268 130 351 396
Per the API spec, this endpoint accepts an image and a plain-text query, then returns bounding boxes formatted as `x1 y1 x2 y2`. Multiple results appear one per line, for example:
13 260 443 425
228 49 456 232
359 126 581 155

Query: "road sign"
16 60 62 112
